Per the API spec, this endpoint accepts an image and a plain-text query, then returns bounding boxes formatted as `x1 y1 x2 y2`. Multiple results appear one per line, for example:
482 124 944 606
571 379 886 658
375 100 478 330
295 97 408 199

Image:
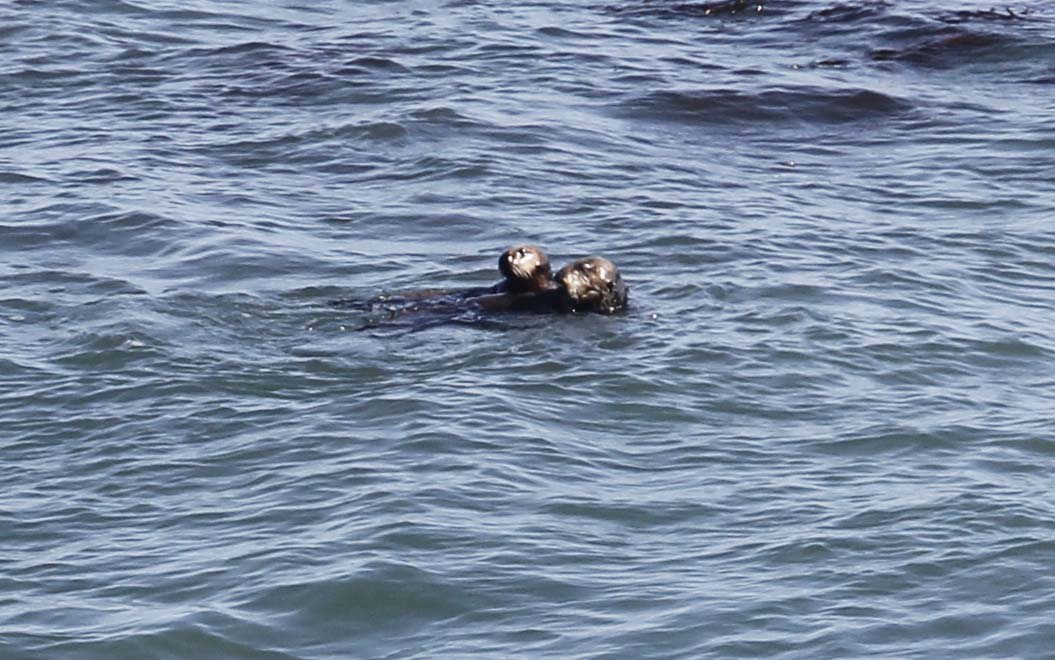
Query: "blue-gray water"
2 1 1054 658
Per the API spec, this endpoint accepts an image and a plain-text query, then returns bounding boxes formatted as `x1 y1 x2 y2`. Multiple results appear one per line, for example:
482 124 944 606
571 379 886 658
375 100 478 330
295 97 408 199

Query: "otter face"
556 256 628 314
499 245 552 292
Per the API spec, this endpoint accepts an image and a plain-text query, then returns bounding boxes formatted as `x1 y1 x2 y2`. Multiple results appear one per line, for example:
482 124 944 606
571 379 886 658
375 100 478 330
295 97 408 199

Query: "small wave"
0 171 52 184
803 1 889 24
604 0 773 19
794 1 1043 72
241 560 482 629
67 167 141 184
814 423 964 457
618 86 912 125
180 40 298 60
936 7 1038 24
33 617 302 660
870 30 1008 67
52 329 164 370
342 55 409 72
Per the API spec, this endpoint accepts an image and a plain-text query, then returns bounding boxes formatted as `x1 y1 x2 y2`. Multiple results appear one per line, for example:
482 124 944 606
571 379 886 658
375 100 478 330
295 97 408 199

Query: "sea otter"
332 248 628 329
494 245 555 294
554 256 629 314
469 256 629 315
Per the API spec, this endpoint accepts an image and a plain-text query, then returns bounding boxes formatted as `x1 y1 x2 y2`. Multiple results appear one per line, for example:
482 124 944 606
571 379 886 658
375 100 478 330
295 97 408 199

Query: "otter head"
556 256 629 314
498 245 553 293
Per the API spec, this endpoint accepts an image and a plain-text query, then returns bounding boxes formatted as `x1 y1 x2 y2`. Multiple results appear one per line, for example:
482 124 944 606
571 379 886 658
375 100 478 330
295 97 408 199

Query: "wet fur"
555 256 629 314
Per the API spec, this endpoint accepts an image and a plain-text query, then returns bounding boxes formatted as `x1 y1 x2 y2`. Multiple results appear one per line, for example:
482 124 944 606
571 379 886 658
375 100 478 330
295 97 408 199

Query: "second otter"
554 256 629 314
493 245 556 294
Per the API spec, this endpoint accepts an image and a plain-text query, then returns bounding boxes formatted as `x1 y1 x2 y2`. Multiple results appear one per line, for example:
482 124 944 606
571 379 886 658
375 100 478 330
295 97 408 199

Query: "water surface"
2 1 1053 658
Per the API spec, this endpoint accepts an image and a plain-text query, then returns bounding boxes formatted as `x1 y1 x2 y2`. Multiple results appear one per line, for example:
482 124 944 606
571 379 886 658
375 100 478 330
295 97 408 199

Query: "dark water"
3 0 1054 658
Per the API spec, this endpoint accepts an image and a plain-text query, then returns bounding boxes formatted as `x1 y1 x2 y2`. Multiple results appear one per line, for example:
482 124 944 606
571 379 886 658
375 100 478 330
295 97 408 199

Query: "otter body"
332 247 628 327
352 245 554 306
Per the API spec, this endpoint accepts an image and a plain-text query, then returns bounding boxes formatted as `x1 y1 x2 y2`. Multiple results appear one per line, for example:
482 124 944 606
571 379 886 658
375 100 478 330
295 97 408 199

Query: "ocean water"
2 0 1053 658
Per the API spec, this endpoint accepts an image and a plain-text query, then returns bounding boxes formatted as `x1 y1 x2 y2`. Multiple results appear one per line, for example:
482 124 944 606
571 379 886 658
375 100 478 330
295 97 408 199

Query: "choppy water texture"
2 0 1054 658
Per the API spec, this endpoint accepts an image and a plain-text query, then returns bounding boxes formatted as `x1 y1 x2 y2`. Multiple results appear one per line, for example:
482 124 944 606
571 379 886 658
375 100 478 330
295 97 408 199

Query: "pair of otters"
381 246 628 315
